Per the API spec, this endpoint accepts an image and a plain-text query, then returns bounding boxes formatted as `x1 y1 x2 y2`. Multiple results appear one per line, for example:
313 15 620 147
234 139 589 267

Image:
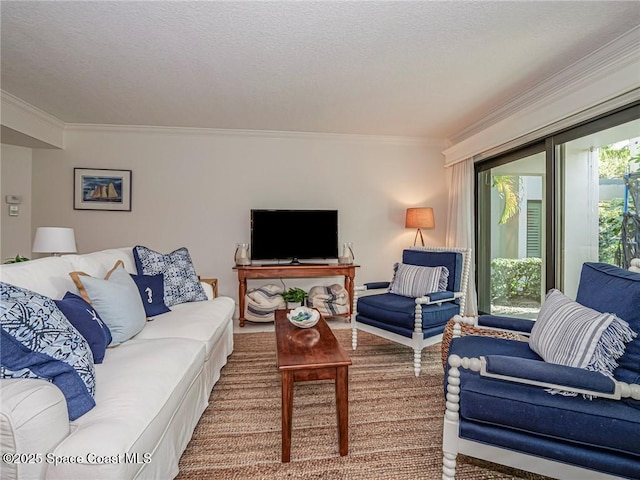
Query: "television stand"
233 264 359 327
263 262 330 267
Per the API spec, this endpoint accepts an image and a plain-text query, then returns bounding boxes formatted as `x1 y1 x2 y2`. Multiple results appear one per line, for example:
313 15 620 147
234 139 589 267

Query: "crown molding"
1 90 65 148
443 26 640 166
64 123 445 146
449 26 640 145
1 90 66 130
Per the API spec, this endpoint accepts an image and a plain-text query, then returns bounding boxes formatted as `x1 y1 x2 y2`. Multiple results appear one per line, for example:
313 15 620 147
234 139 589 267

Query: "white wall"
31 126 448 314
1 144 32 260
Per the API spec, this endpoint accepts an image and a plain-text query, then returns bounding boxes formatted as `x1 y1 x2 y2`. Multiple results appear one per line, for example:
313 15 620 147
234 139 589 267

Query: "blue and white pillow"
130 273 171 317
55 292 112 364
388 263 449 298
530 289 637 379
133 246 207 307
0 282 96 420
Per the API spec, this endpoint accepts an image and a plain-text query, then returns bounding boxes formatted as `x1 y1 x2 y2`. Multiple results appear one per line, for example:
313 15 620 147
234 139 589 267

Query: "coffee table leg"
335 366 349 456
281 371 293 462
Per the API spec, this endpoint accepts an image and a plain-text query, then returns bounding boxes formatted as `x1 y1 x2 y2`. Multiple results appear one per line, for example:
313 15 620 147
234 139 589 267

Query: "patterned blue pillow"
55 292 112 364
133 246 207 307
0 282 96 420
130 273 171 317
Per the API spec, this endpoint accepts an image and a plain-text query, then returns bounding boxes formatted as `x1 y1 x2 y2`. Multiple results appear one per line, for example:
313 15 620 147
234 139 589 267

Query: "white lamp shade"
32 227 77 254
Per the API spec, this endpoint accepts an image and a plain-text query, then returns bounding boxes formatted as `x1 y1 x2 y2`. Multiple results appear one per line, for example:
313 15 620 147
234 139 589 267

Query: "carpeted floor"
177 329 551 479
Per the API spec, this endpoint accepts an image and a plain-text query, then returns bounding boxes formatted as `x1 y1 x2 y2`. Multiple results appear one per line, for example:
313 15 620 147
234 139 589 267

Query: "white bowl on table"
287 306 320 328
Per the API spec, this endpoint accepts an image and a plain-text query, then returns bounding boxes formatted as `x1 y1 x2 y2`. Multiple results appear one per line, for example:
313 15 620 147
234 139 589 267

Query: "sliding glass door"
475 103 640 316
476 145 546 318
555 116 640 299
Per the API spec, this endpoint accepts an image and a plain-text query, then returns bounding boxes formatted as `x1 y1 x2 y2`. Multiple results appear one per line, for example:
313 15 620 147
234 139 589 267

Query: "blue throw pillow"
70 261 147 346
133 246 207 307
130 273 171 317
55 292 112 364
0 282 96 420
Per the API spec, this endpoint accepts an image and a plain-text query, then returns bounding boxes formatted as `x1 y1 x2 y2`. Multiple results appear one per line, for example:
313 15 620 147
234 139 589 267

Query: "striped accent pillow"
530 289 636 378
388 263 449 298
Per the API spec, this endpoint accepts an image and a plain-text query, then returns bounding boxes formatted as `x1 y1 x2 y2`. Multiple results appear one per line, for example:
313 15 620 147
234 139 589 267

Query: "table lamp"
405 207 435 246
32 227 77 256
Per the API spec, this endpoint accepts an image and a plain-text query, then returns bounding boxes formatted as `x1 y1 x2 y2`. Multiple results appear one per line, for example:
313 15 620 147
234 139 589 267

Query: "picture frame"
74 168 132 211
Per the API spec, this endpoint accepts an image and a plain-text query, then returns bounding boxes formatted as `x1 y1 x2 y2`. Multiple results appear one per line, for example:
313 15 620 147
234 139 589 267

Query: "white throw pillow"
530 289 636 378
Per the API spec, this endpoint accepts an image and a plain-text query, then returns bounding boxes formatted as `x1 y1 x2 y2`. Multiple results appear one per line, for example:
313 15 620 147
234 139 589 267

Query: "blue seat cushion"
460 370 640 458
460 421 639 479
358 293 459 331
447 336 640 458
576 262 640 388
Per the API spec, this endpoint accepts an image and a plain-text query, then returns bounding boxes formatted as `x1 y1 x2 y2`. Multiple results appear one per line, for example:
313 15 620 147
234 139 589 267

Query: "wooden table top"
275 309 352 371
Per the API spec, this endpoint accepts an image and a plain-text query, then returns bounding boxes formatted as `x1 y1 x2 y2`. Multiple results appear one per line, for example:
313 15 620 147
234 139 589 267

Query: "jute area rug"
177 329 550 480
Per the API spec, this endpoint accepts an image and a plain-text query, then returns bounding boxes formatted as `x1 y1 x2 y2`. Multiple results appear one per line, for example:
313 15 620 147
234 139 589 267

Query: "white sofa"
0 247 235 480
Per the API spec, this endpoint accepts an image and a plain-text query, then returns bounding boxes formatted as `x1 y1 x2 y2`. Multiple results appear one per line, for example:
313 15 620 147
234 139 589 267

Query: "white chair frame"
351 246 471 377
442 315 640 480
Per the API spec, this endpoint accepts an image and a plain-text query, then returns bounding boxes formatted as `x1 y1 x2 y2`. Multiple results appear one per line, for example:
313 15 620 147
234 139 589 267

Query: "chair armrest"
416 291 461 305
477 314 534 334
447 354 640 401
362 281 390 290
481 355 617 397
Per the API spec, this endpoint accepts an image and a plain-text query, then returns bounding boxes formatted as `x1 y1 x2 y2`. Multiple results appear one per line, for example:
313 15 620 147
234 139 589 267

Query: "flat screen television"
250 209 338 263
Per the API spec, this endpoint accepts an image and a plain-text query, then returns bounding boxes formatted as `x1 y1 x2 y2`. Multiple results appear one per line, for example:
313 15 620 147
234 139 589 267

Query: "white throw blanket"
307 284 349 316
245 284 286 322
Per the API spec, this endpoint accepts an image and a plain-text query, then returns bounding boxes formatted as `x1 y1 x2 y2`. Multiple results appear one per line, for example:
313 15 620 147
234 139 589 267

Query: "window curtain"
446 158 478 315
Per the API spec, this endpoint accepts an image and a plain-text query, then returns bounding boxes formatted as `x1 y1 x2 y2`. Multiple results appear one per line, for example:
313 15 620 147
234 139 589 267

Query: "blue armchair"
443 262 640 479
352 246 471 376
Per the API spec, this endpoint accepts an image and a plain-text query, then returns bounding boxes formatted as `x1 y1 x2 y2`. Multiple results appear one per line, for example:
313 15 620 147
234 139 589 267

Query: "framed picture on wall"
74 168 132 211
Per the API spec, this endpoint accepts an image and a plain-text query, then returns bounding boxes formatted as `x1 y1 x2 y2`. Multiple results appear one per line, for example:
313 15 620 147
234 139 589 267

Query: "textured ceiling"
1 1 639 139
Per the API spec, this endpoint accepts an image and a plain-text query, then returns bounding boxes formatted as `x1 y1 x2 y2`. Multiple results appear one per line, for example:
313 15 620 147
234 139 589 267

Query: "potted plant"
282 287 307 309
3 254 29 264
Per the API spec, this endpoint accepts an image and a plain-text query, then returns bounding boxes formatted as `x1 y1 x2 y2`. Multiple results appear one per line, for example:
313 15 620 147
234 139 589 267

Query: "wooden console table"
233 264 359 327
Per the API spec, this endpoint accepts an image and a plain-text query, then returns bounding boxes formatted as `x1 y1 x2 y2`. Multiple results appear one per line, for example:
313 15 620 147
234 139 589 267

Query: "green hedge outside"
491 257 542 304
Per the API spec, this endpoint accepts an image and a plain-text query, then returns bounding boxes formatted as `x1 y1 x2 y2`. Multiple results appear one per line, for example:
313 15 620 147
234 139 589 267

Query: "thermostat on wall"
5 195 22 204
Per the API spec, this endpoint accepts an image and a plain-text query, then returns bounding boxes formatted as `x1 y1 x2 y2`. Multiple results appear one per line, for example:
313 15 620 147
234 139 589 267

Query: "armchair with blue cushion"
442 262 640 480
352 246 471 376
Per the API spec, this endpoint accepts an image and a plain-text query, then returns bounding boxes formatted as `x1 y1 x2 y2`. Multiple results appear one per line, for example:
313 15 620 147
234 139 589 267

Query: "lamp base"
413 229 425 247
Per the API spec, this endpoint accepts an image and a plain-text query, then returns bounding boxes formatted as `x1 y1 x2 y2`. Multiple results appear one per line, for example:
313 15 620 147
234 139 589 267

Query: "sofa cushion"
47 338 205 480
70 262 146 345
575 263 640 388
133 246 207 307
0 282 96 420
68 247 137 277
0 256 77 299
530 289 636 378
133 296 235 358
129 273 171 318
55 292 112 363
388 263 448 297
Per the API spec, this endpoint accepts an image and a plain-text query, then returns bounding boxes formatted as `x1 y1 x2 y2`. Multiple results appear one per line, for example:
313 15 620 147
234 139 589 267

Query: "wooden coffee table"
274 309 352 463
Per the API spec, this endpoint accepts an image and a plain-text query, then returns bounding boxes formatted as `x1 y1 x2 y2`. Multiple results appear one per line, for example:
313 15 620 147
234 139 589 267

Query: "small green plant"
4 254 30 264
282 287 307 304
